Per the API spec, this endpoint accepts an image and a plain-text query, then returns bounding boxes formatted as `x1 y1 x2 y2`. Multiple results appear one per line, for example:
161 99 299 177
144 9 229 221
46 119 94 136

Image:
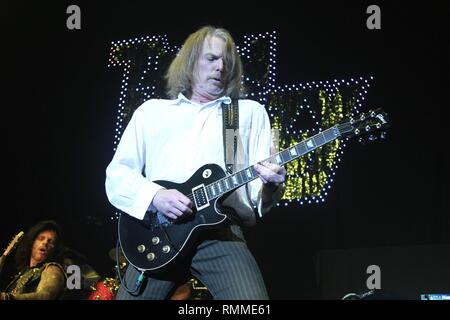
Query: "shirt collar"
173 93 231 106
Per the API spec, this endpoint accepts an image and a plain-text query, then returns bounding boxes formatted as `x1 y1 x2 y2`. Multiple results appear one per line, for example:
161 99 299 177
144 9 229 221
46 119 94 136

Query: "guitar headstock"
3 231 24 257
337 108 390 140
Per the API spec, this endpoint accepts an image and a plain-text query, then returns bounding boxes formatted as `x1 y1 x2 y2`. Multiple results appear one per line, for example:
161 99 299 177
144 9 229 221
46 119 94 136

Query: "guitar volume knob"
151 237 160 245
137 245 146 253
146 252 156 261
162 245 171 253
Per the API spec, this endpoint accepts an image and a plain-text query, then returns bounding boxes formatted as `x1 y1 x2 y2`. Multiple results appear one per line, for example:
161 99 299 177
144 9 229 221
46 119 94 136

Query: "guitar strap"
221 99 255 225
222 99 239 175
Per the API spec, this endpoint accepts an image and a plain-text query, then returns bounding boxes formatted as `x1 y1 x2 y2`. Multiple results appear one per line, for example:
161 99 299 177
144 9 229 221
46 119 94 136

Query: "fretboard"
205 125 341 200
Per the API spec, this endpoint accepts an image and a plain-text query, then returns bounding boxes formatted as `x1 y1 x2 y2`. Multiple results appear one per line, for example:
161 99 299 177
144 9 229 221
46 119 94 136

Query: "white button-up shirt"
105 93 276 224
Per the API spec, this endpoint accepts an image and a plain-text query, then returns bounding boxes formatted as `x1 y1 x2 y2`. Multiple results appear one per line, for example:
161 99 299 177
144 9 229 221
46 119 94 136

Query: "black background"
2 1 448 299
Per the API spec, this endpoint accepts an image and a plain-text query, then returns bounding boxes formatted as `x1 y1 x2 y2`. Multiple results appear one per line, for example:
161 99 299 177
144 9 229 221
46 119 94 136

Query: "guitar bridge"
192 184 210 211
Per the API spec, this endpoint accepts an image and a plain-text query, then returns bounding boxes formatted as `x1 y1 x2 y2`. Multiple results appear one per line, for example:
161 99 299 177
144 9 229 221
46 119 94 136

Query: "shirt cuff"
131 182 165 220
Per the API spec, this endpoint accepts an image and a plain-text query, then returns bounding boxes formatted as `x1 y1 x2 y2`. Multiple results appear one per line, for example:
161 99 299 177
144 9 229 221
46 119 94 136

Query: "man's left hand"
254 161 286 190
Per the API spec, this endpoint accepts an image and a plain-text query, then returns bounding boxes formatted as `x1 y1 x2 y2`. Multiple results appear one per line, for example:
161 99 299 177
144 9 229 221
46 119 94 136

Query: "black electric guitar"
118 108 390 273
0 231 24 272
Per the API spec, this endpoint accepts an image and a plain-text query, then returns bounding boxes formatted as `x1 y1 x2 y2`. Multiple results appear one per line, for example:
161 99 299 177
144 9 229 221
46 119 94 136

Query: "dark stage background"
2 1 449 299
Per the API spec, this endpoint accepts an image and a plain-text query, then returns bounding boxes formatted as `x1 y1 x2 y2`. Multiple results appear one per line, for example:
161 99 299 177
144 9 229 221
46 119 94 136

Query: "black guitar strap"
222 99 239 175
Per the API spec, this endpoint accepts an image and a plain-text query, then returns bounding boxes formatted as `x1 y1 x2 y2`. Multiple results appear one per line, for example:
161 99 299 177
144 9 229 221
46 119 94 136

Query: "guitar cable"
115 240 146 295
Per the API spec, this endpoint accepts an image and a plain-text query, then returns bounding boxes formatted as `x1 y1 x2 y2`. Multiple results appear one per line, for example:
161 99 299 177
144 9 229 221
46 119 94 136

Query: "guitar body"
118 164 229 273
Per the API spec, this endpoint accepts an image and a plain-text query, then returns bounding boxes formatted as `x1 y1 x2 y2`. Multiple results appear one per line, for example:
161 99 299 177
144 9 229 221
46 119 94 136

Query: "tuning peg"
368 134 377 141
354 128 360 135
380 131 387 140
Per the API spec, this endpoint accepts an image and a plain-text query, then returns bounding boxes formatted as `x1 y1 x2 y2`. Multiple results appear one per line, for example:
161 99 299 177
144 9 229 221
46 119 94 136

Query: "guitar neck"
205 125 341 200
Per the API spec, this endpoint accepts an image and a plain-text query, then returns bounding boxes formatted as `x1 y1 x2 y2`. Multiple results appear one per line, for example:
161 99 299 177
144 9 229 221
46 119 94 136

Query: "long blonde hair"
165 26 244 99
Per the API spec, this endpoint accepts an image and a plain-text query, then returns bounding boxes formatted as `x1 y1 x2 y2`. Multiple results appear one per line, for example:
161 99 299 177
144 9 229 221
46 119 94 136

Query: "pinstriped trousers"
115 225 268 300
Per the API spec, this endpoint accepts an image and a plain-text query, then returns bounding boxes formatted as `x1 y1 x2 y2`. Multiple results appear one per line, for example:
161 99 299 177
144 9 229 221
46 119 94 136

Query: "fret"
296 142 308 156
228 178 233 190
279 149 291 164
224 178 230 190
271 153 280 165
209 185 216 198
275 154 282 165
215 182 222 197
313 132 326 146
250 166 258 179
305 138 315 150
289 147 298 157
233 172 240 186
231 174 238 186
205 186 212 199
245 168 252 179
238 170 246 183
216 183 221 195
215 184 220 196
215 180 225 197
220 180 226 192
323 127 339 141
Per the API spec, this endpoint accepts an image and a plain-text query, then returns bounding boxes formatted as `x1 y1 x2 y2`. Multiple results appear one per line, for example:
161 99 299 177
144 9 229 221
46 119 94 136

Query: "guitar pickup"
192 184 210 210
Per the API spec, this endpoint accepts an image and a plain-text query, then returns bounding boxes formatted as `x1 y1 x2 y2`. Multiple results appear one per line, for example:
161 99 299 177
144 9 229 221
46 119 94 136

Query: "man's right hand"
152 189 193 220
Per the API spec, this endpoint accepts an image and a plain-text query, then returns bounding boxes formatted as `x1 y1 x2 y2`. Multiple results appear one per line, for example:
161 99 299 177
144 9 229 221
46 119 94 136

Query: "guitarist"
106 26 286 300
0 220 66 300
